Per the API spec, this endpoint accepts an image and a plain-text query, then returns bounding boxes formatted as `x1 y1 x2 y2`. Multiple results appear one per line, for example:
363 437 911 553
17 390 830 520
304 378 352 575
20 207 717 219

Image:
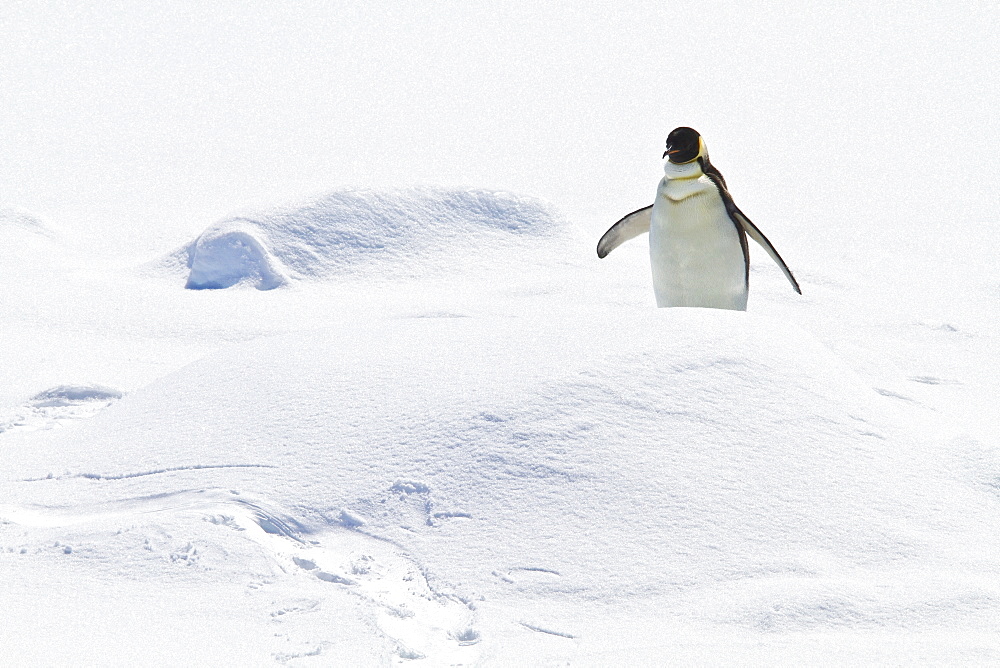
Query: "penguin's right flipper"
597 205 653 258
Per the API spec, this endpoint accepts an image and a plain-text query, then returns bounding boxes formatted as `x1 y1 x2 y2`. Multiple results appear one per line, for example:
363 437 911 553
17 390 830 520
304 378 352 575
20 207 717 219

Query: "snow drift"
3 184 999 663
7 306 999 662
0 208 60 264
0 208 52 236
184 221 289 290
180 187 583 289
0 385 123 435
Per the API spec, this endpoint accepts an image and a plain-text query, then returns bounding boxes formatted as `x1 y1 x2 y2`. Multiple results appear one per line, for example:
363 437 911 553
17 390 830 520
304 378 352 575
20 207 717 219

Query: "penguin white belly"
648 176 748 310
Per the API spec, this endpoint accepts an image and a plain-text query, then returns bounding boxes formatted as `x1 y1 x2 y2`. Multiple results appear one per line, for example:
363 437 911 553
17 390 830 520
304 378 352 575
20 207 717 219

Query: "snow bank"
8 307 998 662
184 220 289 290
180 187 582 289
30 385 123 406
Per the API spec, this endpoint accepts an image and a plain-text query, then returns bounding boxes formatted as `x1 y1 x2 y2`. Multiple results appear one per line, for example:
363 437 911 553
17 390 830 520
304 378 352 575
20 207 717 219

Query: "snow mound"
11 308 999 661
30 385 123 406
1 384 123 434
184 221 289 290
180 187 581 289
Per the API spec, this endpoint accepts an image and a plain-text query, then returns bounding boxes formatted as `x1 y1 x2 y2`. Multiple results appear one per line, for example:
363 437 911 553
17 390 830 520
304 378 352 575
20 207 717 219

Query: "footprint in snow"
351 480 472 531
284 527 481 662
0 489 482 664
0 384 123 434
205 489 481 663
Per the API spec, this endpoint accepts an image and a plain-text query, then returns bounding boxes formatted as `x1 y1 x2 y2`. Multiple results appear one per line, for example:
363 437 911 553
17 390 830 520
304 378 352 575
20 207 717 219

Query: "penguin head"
663 127 704 164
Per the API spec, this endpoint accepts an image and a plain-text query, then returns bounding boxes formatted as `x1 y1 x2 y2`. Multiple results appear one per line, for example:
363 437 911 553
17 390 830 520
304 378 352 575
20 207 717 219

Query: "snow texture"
0 385 123 434
0 208 61 265
0 207 53 236
181 187 579 289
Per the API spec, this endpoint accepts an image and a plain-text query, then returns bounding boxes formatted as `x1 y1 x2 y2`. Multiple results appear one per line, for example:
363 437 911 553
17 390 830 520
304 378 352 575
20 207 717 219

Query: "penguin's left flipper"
702 171 802 295
732 209 802 294
597 205 653 258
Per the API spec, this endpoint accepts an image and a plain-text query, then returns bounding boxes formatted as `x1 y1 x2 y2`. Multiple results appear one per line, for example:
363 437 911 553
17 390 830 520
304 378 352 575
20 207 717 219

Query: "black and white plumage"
598 127 800 310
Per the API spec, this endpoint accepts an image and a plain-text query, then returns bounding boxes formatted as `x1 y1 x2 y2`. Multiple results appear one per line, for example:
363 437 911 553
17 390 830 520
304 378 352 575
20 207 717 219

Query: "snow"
0 384 123 434
2 2 999 665
3 182 999 664
177 187 580 289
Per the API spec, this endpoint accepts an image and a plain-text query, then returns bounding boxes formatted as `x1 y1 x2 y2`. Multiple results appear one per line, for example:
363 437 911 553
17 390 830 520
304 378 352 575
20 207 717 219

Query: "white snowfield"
1 187 999 666
174 188 579 290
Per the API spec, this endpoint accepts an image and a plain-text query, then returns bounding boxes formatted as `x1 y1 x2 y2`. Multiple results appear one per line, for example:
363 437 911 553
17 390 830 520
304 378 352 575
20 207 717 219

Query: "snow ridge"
181 186 580 289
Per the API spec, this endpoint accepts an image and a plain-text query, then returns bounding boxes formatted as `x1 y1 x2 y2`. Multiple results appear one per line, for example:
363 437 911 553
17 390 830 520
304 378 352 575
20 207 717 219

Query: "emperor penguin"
597 127 801 310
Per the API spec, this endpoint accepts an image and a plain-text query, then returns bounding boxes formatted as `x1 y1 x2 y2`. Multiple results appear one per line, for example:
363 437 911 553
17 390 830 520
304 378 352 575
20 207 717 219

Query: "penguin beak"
662 148 678 159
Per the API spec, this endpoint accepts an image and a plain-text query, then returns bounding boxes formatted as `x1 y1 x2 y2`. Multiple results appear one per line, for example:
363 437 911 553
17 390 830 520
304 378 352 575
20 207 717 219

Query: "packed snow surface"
2 175 1000 665
179 188 580 289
